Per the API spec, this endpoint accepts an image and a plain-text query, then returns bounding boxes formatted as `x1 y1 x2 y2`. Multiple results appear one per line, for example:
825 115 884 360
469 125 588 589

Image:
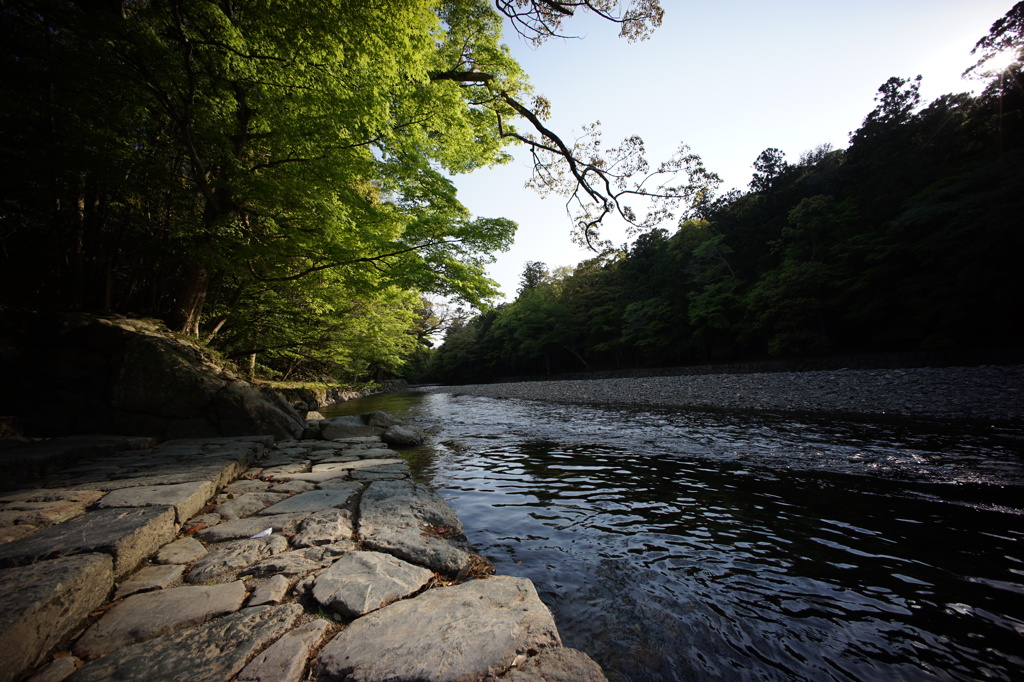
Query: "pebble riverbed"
429 365 1024 423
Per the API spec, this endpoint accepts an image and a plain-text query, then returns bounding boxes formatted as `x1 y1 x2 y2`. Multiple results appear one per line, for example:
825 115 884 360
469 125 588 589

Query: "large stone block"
359 480 471 574
68 604 302 682
0 554 113 682
0 506 175 578
94 480 215 523
317 576 562 682
74 582 247 659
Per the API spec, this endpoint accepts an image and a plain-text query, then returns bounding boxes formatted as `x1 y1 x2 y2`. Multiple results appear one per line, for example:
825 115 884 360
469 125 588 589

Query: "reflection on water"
322 391 1024 681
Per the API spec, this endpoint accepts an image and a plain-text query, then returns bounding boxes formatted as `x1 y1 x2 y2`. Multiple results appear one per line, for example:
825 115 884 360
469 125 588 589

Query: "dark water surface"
322 391 1024 681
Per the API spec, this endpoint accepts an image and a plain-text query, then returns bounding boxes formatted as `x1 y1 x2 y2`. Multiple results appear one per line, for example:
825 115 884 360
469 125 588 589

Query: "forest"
1 1 1021 386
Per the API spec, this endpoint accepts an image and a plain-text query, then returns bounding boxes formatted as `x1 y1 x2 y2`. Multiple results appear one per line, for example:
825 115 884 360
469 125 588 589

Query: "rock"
0 554 113 682
67 604 302 682
215 492 290 520
305 410 325 420
114 563 185 599
311 458 404 472
270 479 317 494
291 509 354 548
25 655 81 682
261 461 310 475
0 506 175 578
364 411 403 428
270 470 350 484
73 581 247 659
223 479 271 494
239 546 338 579
155 536 208 565
212 382 306 440
358 480 471 574
93 480 215 524
317 576 561 682
257 489 356 516
0 489 105 529
248 574 291 606
382 425 426 447
320 418 384 440
109 333 225 419
236 619 330 682
502 648 609 681
312 551 433 618
194 513 308 543
185 535 289 584
316 478 365 493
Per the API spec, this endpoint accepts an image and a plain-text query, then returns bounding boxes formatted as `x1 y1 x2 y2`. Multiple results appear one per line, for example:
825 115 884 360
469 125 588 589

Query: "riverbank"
0 418 605 682
428 365 1024 424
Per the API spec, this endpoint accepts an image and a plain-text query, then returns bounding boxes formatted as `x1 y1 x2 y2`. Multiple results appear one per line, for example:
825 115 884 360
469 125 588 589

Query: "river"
321 390 1024 681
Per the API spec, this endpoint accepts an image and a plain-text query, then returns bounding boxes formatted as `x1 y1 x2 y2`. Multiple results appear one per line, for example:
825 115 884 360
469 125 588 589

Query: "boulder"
382 425 426 447
74 582 247 659
68 604 302 682
358 480 472 574
0 310 314 440
503 648 609 681
364 411 403 428
317 576 561 682
0 554 113 682
312 550 433 618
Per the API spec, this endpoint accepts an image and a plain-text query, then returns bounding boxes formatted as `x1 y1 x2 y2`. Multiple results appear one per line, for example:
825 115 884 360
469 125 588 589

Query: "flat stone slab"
256 489 355 516
68 604 301 682
316 479 365 493
240 545 347 579
0 506 175 578
313 550 433 618
223 479 271 494
359 480 472 574
292 508 354 548
270 479 316 494
269 470 350 484
503 647 609 681
317 576 562 681
25 655 81 682
248 574 290 606
114 563 185 599
216 492 290 520
74 581 247 659
94 480 215 523
0 554 113 682
195 513 309 543
155 536 208 565
311 458 403 472
0 489 105 533
236 618 330 682
185 535 289 584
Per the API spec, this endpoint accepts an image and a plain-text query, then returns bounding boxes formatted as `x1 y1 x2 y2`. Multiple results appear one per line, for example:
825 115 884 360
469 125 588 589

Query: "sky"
449 0 1016 302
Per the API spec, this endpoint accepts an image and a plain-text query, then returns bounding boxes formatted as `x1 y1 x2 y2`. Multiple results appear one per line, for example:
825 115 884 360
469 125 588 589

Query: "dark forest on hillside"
428 40 1024 382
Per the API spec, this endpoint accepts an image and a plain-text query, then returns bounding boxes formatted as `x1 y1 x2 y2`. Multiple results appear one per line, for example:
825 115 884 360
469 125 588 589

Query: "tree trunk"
173 261 210 336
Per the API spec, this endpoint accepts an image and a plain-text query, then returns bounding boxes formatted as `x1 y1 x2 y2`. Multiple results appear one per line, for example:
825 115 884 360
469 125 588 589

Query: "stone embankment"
430 365 1024 423
0 414 605 682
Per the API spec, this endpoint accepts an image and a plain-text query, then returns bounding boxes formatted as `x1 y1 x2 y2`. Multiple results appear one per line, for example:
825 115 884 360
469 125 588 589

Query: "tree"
749 148 788 193
518 261 550 295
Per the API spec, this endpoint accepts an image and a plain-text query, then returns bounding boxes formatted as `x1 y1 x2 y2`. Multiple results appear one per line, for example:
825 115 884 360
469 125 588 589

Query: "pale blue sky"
452 0 1014 301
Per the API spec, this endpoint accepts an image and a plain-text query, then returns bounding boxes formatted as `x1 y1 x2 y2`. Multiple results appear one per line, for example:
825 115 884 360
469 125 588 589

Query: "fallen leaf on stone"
510 653 528 668
250 528 273 538
184 523 206 534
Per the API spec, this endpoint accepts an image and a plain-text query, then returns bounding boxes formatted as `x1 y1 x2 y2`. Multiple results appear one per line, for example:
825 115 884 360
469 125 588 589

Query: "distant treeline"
427 68 1024 383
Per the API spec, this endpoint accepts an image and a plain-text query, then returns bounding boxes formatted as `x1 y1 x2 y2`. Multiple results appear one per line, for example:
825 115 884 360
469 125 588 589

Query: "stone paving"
0 426 606 682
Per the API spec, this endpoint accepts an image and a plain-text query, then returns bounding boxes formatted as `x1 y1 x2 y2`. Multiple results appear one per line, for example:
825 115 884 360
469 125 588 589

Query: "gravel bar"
429 365 1024 423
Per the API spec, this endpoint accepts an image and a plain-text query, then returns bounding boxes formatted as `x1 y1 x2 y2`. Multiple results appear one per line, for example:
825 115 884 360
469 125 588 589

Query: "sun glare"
983 48 1019 74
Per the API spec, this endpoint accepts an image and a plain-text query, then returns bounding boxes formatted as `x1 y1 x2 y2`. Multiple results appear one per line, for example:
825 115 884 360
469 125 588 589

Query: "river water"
322 391 1024 681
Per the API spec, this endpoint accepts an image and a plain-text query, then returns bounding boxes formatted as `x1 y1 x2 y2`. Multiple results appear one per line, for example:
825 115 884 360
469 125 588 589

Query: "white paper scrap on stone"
250 528 273 539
